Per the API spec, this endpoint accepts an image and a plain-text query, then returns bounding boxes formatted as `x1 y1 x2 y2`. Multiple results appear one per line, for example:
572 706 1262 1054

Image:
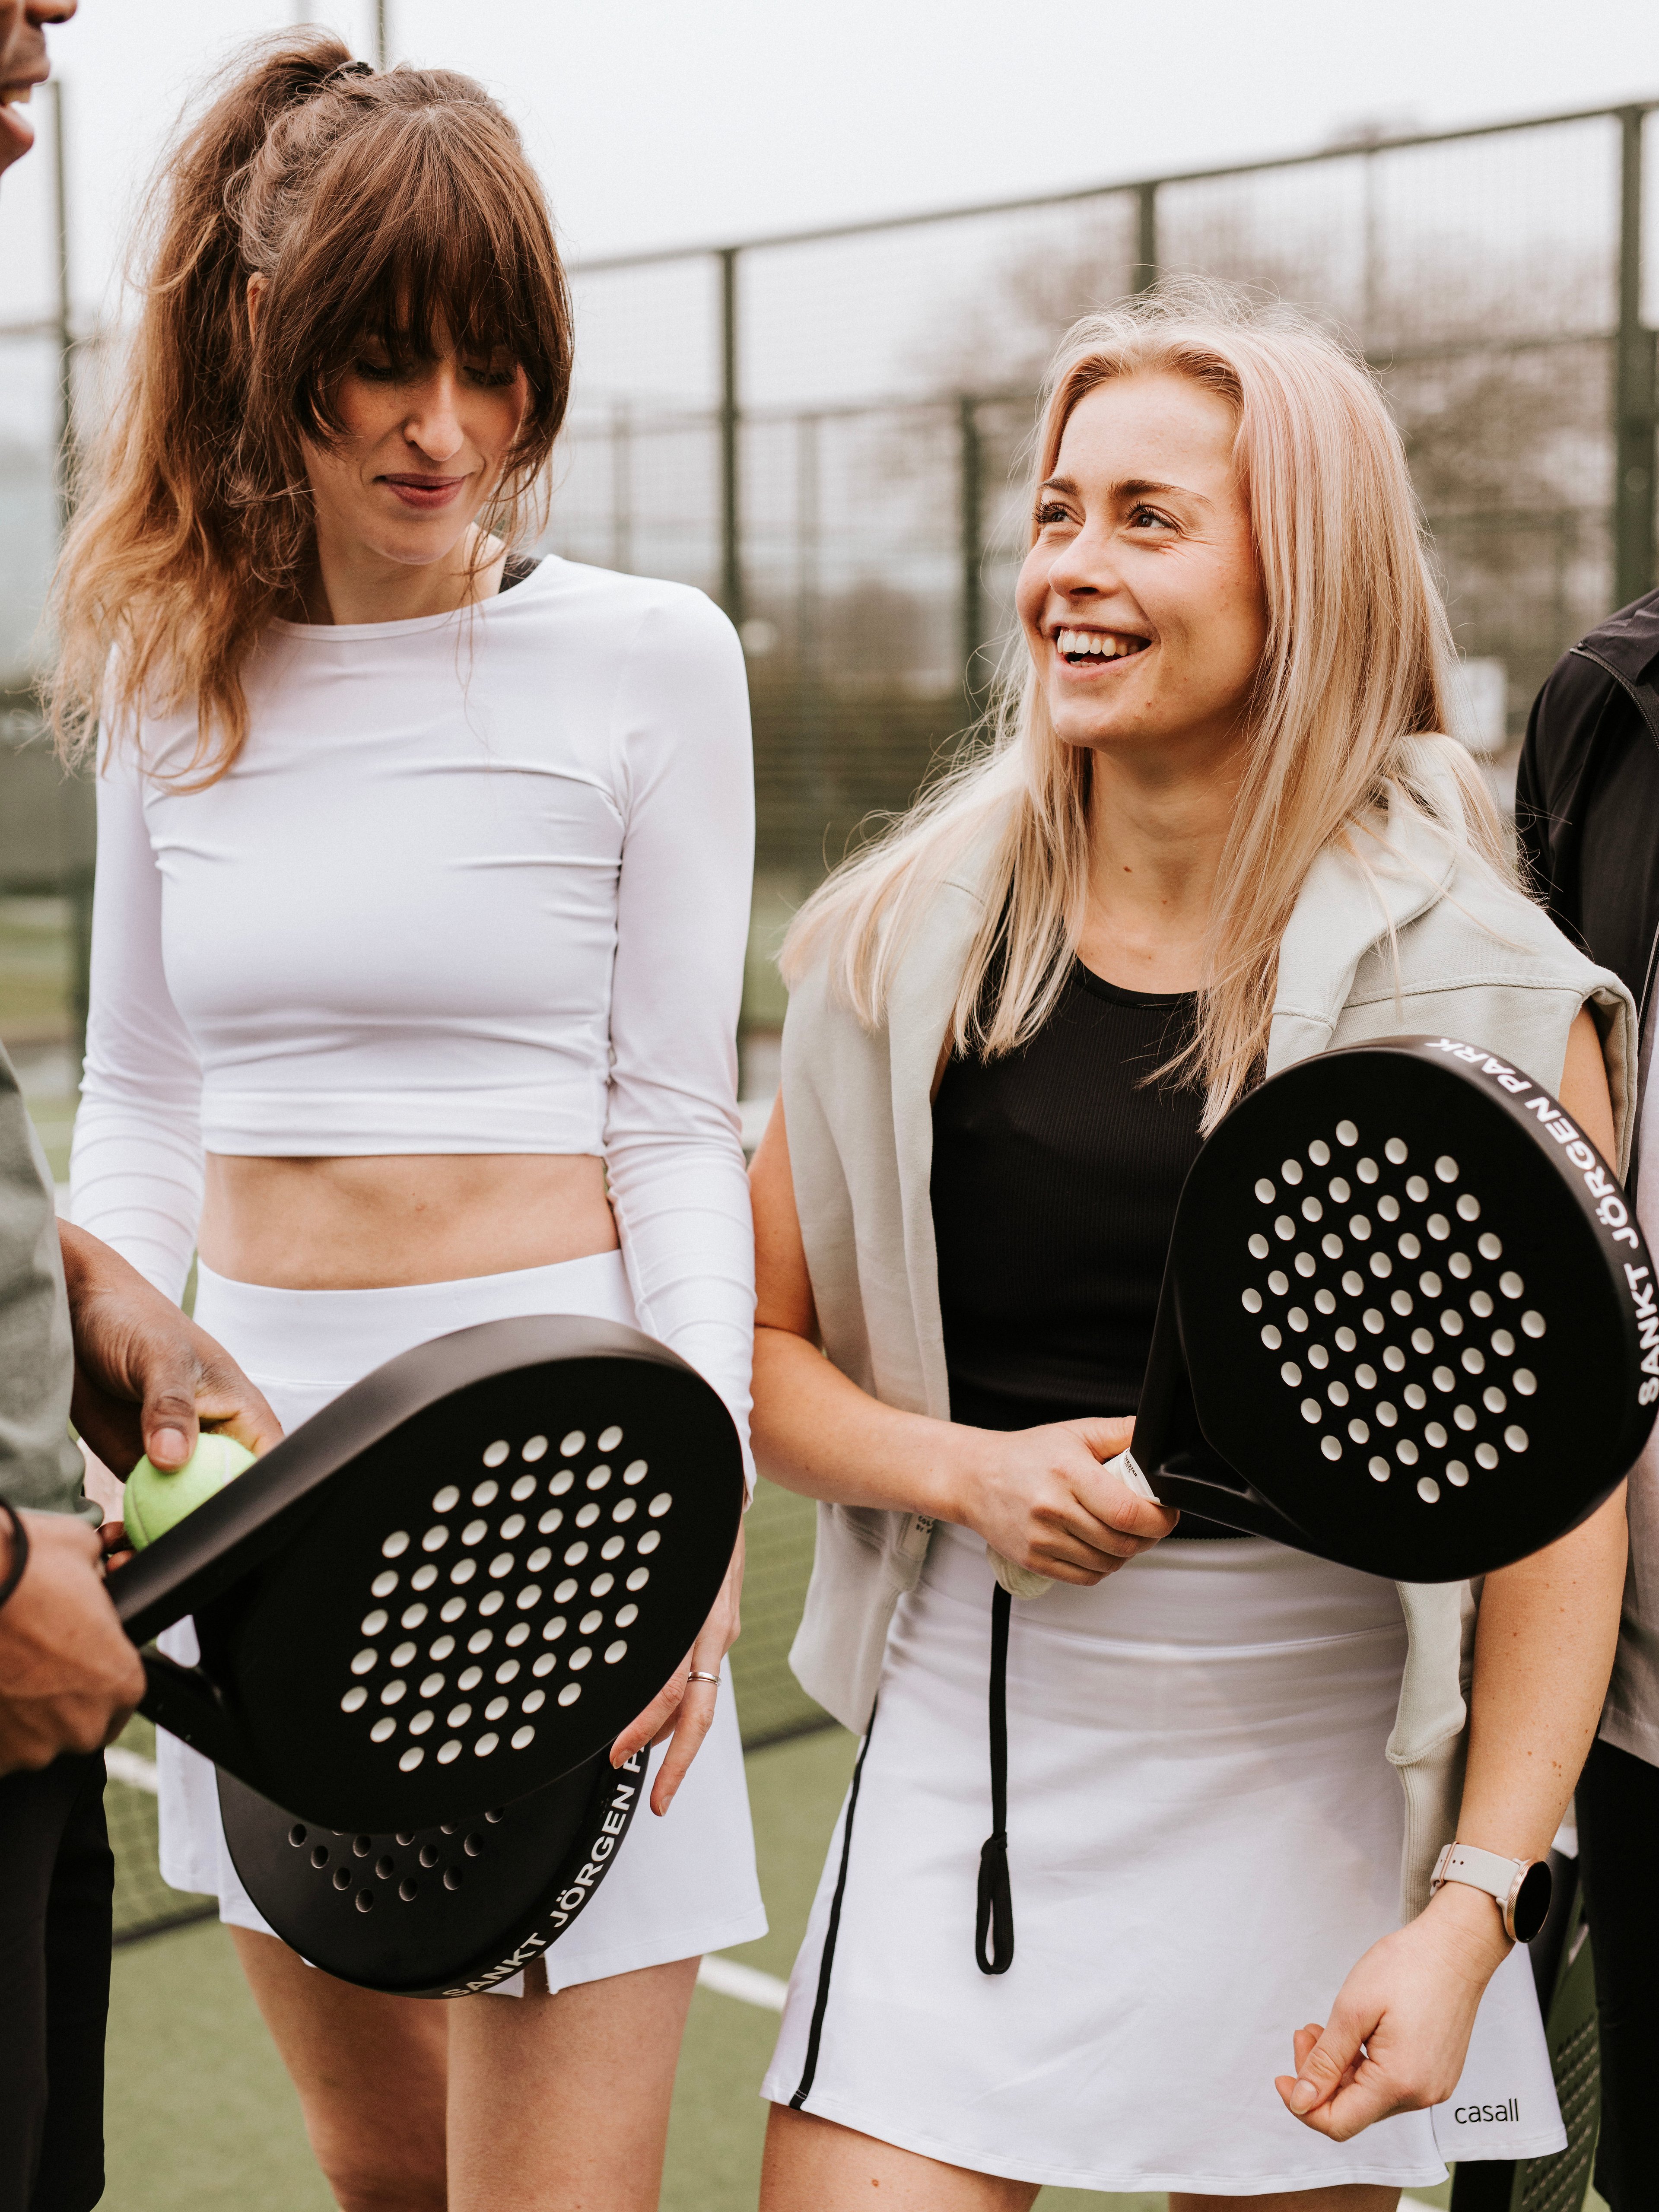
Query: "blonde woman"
750 287 1631 2210
55 37 759 2212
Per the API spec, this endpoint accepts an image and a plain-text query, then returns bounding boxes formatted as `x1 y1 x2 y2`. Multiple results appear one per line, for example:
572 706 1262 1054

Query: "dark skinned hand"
0 1227 284 1770
0 1509 145 1772
60 1220 282 1485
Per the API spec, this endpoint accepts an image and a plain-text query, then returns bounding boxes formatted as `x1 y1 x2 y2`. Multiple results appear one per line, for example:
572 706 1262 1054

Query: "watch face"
1511 1859 1554 1944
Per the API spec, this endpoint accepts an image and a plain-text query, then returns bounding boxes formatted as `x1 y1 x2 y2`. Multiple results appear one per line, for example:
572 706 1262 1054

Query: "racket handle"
986 1449 1165 1599
1109 1449 1160 1503
988 1549 1055 1600
139 1650 255 1776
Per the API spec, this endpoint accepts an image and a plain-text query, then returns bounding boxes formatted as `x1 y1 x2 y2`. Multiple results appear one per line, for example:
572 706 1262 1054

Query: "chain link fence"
6 97 1657 1043
5 95 1658 1944
545 102 1659 1049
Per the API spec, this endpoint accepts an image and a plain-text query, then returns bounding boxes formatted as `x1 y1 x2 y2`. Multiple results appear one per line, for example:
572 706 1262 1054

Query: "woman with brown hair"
55 35 761 2212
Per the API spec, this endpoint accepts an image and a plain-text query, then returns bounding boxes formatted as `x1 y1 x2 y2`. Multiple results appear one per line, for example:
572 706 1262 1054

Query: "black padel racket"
215 1748 648 1999
111 1314 744 1833
1052 1036 1653 1585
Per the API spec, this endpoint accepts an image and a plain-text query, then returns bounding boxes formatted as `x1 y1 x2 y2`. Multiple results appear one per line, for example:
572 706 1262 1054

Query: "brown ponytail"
50 30 573 780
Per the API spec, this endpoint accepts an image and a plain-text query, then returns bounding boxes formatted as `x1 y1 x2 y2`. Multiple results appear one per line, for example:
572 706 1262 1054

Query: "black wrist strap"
975 1581 1015 1975
0 1499 29 1615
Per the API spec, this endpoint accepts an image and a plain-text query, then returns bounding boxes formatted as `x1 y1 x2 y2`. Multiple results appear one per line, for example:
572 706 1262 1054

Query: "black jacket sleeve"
1515 674 1553 909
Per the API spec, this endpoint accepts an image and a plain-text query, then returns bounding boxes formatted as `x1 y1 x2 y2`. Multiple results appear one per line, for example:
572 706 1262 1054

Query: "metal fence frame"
5 70 1658 1946
566 97 1658 657
5 90 1655 1056
5 93 1655 685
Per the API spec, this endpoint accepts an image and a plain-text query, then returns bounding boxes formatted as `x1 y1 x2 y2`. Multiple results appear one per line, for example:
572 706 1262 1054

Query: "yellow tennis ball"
124 1433 256 1549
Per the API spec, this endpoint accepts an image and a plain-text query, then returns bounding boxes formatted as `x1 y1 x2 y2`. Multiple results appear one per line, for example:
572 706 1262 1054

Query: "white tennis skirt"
762 1522 1563 2195
156 1251 765 1995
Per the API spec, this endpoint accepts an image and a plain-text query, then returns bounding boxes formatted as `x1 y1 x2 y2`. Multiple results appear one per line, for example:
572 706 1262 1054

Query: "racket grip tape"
986 1450 1157 1599
1110 1449 1160 1502
988 1550 1055 1599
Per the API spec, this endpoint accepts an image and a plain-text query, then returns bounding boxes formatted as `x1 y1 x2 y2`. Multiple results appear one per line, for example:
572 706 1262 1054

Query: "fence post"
959 393 983 706
1361 148 1380 350
1615 106 1657 610
49 77 72 536
720 247 744 626
1135 180 1159 293
610 399 633 575
796 412 828 844
48 79 88 1086
68 865 92 1087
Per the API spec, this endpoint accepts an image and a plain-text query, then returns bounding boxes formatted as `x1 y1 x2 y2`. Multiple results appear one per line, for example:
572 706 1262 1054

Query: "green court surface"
118 1718 1583 2212
97 1703 1589 2212
82 1378 1589 2212
88 1488 1592 2212
106 1724 1182 2212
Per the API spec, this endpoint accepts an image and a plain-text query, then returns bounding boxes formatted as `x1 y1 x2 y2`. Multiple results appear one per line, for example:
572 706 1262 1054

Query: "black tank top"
930 959 1233 1538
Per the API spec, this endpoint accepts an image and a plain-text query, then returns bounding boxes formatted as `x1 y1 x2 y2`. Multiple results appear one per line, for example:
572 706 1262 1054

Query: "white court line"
696 1954 789 2010
92 1748 1502 2113
95 1751 1474 2057
106 1746 160 1793
107 1742 791 2010
737 1098 774 1158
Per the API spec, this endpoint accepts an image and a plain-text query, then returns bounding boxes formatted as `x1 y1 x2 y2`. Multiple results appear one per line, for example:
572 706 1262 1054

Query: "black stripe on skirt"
789 1705 879 2109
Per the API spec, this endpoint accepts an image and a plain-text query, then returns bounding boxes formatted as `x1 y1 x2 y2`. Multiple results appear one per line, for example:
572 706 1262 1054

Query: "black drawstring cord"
975 1580 1015 1974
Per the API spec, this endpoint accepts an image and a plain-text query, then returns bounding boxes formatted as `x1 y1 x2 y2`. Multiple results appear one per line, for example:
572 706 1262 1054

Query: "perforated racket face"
218 1748 645 1999
337 1429 664 1777
195 1350 741 1832
1168 1039 1656 1581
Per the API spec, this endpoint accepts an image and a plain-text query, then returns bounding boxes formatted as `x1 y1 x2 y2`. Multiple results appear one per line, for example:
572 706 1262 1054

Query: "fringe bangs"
48 30 570 784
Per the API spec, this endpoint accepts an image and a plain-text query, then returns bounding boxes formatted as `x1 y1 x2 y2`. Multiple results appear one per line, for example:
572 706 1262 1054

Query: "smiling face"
1016 370 1269 777
0 1 76 177
299 322 529 576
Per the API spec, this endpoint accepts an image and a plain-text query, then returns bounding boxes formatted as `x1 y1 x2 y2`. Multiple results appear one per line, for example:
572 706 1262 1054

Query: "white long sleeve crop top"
70 557 757 1448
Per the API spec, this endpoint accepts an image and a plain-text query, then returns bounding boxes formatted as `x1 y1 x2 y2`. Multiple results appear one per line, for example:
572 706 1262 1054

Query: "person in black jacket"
1516 583 1659 2212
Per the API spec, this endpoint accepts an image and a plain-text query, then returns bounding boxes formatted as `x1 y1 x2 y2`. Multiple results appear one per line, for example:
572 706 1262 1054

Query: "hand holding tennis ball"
123 1432 257 1549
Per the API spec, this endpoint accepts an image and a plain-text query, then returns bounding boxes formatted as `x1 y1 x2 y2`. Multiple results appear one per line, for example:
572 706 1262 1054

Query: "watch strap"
1433 1841 1527 1902
1431 1840 1552 1941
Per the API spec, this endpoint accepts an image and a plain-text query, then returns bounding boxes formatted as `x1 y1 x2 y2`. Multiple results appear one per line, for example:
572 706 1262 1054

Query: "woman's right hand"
752 1104 1177 1574
949 1416 1177 1585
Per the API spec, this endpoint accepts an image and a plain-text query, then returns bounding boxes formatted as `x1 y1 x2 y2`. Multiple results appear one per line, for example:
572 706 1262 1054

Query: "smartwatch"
1430 1842 1554 1943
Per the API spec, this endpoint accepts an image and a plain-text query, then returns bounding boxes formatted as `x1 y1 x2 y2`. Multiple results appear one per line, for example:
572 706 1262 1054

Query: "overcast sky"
2 0 1657 329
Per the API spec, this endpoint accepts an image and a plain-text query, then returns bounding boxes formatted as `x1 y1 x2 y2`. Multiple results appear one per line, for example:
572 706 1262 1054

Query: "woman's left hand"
1274 1883 1513 2140
609 1523 744 1817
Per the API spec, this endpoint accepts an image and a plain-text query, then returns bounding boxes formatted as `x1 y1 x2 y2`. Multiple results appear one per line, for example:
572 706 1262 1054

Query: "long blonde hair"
49 32 572 782
782 281 1510 1131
